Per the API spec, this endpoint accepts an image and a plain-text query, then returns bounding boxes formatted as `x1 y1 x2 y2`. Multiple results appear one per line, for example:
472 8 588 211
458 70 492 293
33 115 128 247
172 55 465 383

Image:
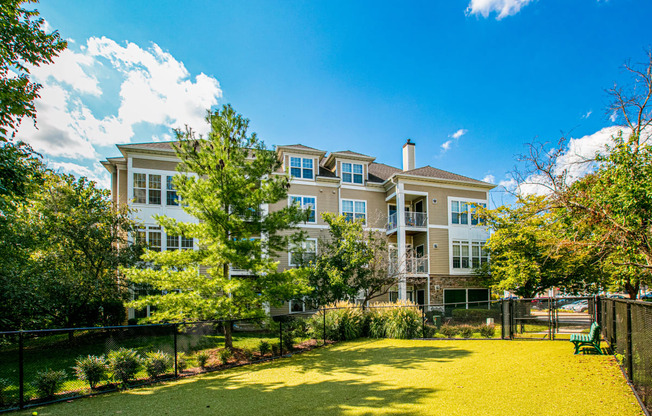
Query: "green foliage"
73 355 107 390
477 195 600 298
1 172 138 331
308 213 392 306
107 348 141 386
218 348 232 365
122 105 311 348
458 325 474 338
366 303 421 339
0 0 67 135
32 368 66 399
176 353 188 372
439 324 458 338
451 308 499 323
257 340 270 356
243 348 254 361
271 343 280 356
144 351 173 379
0 377 10 405
308 302 364 341
196 351 210 369
479 324 496 338
281 332 295 352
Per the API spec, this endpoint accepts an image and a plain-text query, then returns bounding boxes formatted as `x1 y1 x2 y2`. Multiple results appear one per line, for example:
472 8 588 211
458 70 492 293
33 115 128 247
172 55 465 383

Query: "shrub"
479 324 496 338
383 304 421 339
196 351 210 369
218 348 233 365
258 340 270 356
439 324 458 338
0 378 11 406
366 309 386 338
308 301 364 341
144 351 173 379
107 348 142 386
282 332 295 352
243 348 254 361
458 325 475 338
425 310 444 327
271 343 280 356
73 355 107 389
32 369 66 399
451 308 499 323
177 353 188 372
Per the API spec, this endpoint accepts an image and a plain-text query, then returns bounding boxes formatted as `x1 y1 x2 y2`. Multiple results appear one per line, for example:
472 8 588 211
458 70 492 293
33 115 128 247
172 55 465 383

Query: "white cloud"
609 111 618 123
466 0 534 19
440 128 468 153
518 125 637 196
582 110 592 119
50 161 111 189
482 174 496 184
12 36 222 188
451 128 468 139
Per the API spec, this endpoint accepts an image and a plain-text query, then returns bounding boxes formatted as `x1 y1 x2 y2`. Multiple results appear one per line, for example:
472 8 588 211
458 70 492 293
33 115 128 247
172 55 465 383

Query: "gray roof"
332 150 374 158
368 162 402 183
402 165 489 185
117 141 177 152
277 144 325 153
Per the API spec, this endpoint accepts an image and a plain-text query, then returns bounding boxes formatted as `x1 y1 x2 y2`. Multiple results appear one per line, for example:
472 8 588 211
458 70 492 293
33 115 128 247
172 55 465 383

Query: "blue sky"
17 0 652 205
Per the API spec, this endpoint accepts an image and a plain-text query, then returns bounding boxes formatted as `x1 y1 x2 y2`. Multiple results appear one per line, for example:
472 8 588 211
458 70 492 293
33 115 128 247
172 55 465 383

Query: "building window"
389 291 398 303
444 288 490 310
167 235 179 250
471 241 488 268
289 298 317 313
133 173 163 205
453 240 488 269
452 240 469 269
342 163 363 184
166 176 179 206
148 175 161 205
289 195 316 223
451 201 468 224
181 236 194 250
166 235 194 251
289 239 317 266
342 199 366 224
452 200 487 225
137 226 161 251
289 157 314 179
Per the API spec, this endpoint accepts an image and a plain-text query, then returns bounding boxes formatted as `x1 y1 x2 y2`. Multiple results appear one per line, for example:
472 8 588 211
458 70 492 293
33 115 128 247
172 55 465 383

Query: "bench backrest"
588 322 601 341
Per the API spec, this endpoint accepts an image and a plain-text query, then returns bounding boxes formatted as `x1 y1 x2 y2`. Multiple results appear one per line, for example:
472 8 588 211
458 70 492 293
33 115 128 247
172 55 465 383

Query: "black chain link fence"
0 314 323 413
598 298 652 412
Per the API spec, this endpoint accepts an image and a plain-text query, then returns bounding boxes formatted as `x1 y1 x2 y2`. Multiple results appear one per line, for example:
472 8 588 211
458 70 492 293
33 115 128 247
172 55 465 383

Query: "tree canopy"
122 105 311 348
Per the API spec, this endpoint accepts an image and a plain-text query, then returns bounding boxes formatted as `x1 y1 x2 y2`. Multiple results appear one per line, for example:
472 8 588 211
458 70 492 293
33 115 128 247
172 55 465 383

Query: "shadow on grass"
108 340 467 415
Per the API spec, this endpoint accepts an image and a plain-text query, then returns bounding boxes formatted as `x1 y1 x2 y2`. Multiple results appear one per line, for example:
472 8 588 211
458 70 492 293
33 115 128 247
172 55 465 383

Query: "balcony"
386 212 428 233
388 256 428 276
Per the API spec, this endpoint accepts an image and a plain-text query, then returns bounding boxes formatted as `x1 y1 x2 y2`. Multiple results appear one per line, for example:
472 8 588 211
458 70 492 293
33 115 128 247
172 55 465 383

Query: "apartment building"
102 139 496 316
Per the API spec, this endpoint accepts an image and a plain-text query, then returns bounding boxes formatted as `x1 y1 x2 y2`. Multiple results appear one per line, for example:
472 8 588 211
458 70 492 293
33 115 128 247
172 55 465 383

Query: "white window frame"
132 172 162 205
137 226 194 252
450 198 488 227
289 238 317 267
452 239 488 270
341 162 364 185
341 199 367 225
288 156 314 180
166 175 179 206
289 195 317 223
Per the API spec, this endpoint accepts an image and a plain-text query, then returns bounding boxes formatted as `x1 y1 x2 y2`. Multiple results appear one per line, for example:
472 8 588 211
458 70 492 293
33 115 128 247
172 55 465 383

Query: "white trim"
341 184 385 192
400 178 493 192
340 161 365 186
287 155 317 182
296 224 329 229
385 192 396 202
126 152 181 163
403 190 429 196
428 224 449 229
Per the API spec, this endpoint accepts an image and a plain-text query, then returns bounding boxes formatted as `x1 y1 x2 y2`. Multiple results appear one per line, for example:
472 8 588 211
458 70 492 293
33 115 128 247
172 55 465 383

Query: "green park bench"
570 322 603 355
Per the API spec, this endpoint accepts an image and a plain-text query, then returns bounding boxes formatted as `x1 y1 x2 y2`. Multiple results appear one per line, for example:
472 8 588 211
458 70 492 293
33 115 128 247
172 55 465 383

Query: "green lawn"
22 339 643 416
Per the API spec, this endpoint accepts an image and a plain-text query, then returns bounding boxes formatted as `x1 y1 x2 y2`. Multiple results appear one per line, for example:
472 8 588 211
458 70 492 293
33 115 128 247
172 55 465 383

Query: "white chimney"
402 139 415 171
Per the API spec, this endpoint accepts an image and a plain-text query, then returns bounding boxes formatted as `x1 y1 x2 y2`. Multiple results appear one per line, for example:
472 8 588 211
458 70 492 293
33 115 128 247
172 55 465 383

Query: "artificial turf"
22 339 643 416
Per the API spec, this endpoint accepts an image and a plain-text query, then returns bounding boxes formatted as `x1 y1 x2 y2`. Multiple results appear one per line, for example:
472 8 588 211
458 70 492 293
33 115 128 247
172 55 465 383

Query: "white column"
396 182 407 301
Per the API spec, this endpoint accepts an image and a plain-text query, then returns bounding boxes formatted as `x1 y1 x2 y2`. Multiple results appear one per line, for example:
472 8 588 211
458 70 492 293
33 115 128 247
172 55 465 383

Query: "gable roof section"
368 162 402 183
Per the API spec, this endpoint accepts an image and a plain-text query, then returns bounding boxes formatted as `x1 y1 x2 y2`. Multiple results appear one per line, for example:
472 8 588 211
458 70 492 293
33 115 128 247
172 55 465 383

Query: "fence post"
548 299 552 340
18 331 24 409
422 306 426 339
509 299 515 340
612 299 617 347
500 299 504 339
323 309 326 345
279 320 283 356
173 323 178 378
626 302 633 382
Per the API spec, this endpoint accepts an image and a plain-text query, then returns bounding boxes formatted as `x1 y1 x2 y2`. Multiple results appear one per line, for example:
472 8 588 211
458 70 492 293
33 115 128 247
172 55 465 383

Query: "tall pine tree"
124 105 310 348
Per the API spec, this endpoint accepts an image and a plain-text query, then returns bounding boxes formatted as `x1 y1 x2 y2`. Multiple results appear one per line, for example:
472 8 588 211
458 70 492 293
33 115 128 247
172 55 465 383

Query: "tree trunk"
624 281 639 299
224 320 233 349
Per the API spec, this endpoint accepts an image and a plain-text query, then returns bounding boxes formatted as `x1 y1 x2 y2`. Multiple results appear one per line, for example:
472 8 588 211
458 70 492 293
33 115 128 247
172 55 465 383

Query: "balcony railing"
386 211 428 232
388 256 428 275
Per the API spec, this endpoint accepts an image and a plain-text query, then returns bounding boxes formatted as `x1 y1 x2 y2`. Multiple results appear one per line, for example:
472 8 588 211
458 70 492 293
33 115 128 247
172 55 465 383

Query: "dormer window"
342 163 363 184
290 157 313 179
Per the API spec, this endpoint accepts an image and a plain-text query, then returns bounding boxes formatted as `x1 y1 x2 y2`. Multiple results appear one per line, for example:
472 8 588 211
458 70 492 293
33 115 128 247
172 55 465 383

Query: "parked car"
640 292 652 301
560 300 584 311
571 300 589 312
